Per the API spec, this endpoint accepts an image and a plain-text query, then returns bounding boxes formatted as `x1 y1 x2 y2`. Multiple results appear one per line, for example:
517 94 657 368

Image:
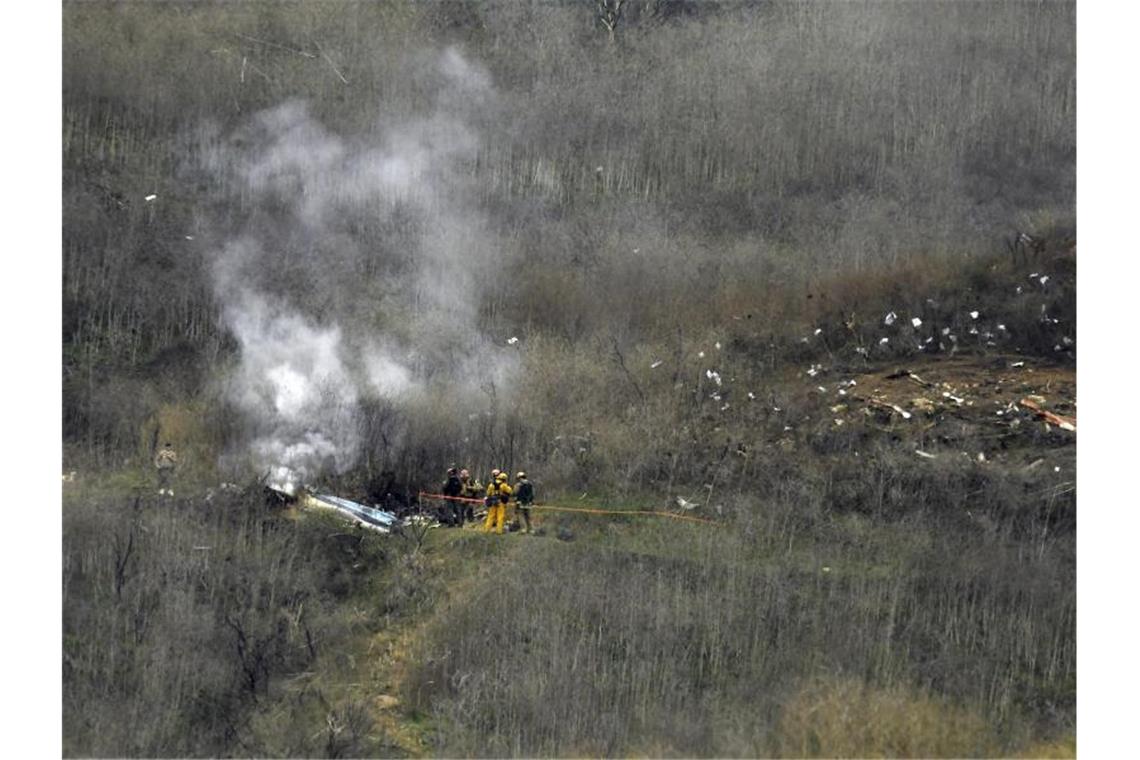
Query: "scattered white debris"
855 347 868 356
710 393 722 401
773 406 781 412
1062 336 1073 346
997 324 1008 332
969 327 979 335
185 235 194 240
814 328 822 336
924 337 933 344
1029 272 1039 279
1015 285 1023 294
822 566 831 573
747 392 756 400
1011 361 1024 368
698 351 705 358
720 403 731 411
675 496 698 511
884 311 898 326
806 365 820 378
915 449 937 459
715 342 722 350
911 317 923 328
817 386 827 393
891 404 912 420
507 336 519 345
144 194 157 202
879 337 890 345
650 360 663 369
941 327 951 336
943 391 964 404
977 452 986 463
969 310 979 320
838 389 847 396
834 419 844 426
1040 275 1049 285
706 370 722 385
1054 466 1061 473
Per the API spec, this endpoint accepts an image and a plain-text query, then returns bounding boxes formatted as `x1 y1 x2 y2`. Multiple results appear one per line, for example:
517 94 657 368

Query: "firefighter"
458 468 479 522
442 466 463 526
483 470 501 533
514 471 535 534
154 442 178 496
484 470 511 534
496 471 513 533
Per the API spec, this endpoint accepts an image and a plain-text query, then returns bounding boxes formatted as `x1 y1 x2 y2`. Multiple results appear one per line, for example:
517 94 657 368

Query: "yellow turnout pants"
483 503 505 534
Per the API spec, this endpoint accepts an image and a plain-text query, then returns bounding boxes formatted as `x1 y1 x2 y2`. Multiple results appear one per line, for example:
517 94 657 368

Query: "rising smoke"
202 48 510 492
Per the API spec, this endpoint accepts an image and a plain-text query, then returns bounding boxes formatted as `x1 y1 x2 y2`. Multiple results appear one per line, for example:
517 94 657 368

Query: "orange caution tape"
1019 398 1076 431
418 492 720 525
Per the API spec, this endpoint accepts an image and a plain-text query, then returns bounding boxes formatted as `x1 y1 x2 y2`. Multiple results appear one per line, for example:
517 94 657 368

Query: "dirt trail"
352 526 529 756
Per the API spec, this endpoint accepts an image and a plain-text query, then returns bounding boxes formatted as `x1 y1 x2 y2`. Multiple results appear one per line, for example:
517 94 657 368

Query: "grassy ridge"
404 494 1073 757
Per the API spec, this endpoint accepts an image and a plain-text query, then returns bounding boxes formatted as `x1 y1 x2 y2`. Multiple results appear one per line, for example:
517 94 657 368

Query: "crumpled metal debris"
307 493 400 533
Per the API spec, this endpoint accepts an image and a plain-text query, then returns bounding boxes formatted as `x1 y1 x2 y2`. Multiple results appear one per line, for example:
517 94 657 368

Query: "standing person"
497 471 513 533
484 469 511 534
154 442 178 496
514 472 535 534
459 468 478 523
483 469 501 533
442 466 463 526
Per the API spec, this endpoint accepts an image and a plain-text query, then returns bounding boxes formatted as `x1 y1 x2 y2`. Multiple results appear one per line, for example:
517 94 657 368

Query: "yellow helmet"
497 472 508 482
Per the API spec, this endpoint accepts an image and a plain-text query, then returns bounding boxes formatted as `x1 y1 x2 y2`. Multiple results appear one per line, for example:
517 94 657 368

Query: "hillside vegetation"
63 1 1075 756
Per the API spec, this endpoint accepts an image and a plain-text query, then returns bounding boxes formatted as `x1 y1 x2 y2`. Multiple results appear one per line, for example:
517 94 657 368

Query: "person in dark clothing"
514 471 535 534
442 466 463 526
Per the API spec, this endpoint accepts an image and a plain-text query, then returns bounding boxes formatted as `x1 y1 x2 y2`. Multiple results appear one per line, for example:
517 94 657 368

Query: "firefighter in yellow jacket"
483 471 512 534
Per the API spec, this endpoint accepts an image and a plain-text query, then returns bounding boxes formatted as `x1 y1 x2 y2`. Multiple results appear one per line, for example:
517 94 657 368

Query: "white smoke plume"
201 48 509 491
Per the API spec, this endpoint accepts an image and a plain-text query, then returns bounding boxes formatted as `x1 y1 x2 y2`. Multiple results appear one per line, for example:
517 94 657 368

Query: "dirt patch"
788 352 1075 471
